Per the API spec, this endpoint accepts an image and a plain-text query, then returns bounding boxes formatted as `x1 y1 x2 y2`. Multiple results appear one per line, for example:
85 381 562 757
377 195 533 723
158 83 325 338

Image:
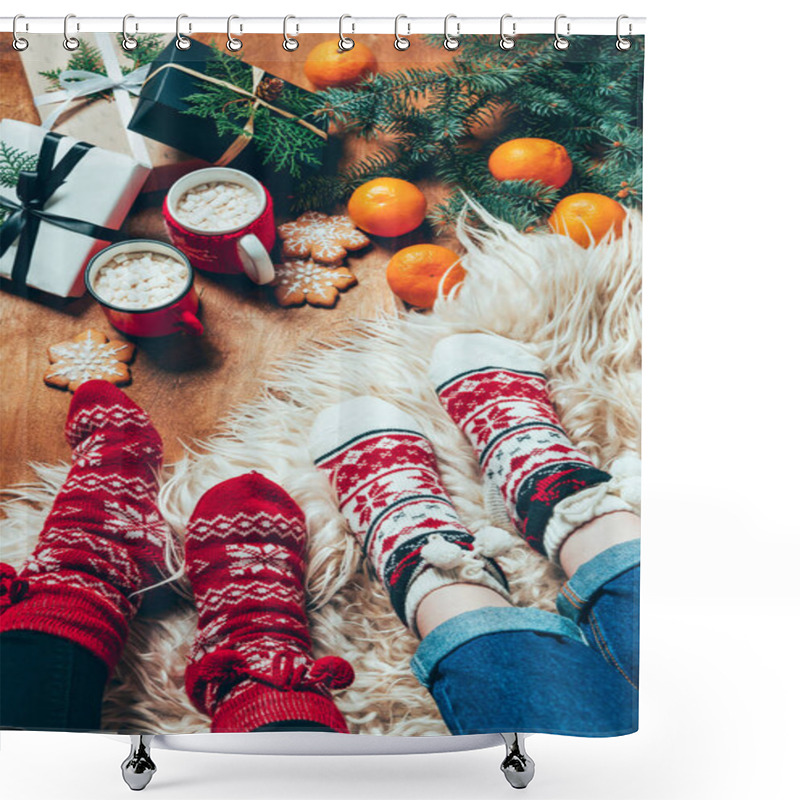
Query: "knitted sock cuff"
309 395 425 462
0 581 129 674
210 682 350 734
540 473 639 565
428 332 545 392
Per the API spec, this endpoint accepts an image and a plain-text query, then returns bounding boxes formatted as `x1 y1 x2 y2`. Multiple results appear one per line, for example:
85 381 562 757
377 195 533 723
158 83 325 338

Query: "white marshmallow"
174 181 260 231
93 251 189 310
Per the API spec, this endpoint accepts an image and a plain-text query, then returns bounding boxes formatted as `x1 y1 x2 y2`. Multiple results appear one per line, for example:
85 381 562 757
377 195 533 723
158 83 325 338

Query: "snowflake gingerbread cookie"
44 329 135 392
271 259 358 308
278 212 370 265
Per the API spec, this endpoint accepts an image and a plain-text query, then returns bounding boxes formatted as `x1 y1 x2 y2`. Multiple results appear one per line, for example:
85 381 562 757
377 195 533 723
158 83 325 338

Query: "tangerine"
488 138 573 188
348 178 427 238
386 244 465 309
548 193 627 248
303 40 377 89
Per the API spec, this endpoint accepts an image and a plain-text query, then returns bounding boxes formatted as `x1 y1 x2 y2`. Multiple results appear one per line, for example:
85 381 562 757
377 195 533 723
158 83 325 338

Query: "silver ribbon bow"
33 33 152 166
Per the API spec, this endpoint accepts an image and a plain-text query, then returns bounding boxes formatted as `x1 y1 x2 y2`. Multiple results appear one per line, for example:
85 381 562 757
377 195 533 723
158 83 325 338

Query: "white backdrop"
2 1 798 798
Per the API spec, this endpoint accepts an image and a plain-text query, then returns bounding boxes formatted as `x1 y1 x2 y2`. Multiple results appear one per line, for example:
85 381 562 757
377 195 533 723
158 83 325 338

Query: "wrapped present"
19 33 206 193
0 119 150 297
128 39 337 204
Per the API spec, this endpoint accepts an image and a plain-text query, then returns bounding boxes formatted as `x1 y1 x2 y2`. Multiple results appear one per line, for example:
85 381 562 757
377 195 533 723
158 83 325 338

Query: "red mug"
164 167 275 285
85 240 203 337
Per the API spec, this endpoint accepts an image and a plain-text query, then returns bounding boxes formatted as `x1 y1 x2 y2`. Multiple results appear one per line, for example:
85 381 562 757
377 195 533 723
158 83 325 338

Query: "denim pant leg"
411 607 638 737
0 630 107 731
557 539 640 688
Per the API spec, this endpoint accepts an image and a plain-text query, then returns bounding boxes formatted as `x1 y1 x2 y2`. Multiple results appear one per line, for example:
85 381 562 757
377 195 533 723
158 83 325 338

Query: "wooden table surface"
0 34 458 488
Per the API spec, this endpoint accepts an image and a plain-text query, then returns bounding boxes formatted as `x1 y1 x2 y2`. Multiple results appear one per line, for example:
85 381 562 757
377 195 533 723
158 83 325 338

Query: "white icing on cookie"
278 212 370 264
47 338 130 382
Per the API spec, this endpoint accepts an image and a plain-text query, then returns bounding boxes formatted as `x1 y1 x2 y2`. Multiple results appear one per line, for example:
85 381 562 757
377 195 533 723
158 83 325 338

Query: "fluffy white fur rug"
1 206 641 736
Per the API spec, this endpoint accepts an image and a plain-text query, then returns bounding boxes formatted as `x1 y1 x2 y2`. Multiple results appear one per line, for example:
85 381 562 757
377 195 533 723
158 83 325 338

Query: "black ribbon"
0 132 127 290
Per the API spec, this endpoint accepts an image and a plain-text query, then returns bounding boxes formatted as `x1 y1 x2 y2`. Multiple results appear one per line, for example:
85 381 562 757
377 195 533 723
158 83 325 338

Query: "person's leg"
429 333 640 684
0 380 176 730
183 473 354 733
557 513 640 687
0 631 106 731
414 585 638 737
309 396 515 636
311 397 636 736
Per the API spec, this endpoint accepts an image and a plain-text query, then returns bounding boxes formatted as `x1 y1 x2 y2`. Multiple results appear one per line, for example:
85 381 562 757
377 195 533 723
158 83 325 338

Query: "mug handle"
176 310 204 336
237 233 275 285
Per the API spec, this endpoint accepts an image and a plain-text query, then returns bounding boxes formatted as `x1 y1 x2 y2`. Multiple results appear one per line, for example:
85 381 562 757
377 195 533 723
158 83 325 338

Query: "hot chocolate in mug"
164 167 275 285
86 240 204 337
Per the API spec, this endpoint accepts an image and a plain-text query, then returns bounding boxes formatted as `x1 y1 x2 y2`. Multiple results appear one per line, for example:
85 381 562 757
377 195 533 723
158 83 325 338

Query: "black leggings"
0 631 335 733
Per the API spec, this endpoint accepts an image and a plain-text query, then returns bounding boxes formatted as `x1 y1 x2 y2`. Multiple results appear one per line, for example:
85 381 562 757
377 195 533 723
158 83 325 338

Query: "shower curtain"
0 31 644 738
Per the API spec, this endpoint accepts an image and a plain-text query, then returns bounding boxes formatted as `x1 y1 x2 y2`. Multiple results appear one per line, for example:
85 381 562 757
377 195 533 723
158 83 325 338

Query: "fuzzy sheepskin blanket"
1 207 641 736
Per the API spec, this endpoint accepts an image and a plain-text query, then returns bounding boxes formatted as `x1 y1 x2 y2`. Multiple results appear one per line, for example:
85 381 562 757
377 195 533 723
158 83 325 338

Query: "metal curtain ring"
554 14 570 51
227 15 243 51
63 13 79 51
175 14 191 50
339 15 354 51
443 14 459 50
121 14 137 51
499 14 516 50
394 15 410 50
616 15 632 50
283 15 299 51
12 14 29 51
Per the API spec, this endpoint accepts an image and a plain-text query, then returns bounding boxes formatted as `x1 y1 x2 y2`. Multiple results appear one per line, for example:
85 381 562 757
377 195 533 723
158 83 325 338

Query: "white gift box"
18 33 206 193
0 119 150 297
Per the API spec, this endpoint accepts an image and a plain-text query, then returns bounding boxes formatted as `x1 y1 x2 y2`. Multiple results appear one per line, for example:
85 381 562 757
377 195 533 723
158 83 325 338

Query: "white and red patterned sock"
183 472 354 733
310 397 513 636
0 380 174 673
429 333 634 563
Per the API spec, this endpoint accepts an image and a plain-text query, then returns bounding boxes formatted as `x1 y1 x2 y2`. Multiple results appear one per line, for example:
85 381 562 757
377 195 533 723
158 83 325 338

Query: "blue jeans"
412 540 640 736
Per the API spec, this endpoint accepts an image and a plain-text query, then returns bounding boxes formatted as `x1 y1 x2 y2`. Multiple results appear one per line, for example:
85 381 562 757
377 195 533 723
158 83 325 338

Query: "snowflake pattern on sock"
0 380 174 671
431 333 621 560
311 397 511 633
184 472 354 733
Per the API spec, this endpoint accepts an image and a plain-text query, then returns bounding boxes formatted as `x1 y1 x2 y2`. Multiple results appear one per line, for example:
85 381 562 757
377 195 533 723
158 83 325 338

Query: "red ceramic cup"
85 240 203 337
164 167 276 285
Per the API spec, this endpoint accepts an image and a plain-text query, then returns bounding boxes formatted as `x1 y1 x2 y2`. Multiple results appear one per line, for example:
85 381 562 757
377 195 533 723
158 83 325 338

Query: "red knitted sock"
183 472 354 734
0 380 174 673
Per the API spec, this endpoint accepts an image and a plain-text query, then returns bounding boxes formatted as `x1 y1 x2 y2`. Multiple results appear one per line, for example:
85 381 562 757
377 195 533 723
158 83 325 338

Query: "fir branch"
301 34 644 229
292 148 407 212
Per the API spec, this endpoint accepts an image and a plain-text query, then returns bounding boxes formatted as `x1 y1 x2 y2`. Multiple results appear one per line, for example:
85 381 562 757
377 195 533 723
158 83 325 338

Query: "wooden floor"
0 34 457 487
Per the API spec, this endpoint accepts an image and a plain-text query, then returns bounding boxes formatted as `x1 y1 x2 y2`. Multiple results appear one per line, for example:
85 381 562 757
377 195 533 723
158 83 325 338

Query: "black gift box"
128 38 337 207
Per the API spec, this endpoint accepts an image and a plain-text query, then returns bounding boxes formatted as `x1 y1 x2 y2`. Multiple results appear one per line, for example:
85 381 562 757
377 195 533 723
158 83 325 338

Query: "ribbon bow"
33 33 151 166
39 65 150 131
0 563 29 609
0 132 125 289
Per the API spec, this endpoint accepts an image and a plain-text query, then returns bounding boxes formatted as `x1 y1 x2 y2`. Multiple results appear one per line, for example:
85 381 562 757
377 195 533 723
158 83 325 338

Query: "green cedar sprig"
297 34 643 230
39 34 165 101
181 44 326 180
0 143 38 226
